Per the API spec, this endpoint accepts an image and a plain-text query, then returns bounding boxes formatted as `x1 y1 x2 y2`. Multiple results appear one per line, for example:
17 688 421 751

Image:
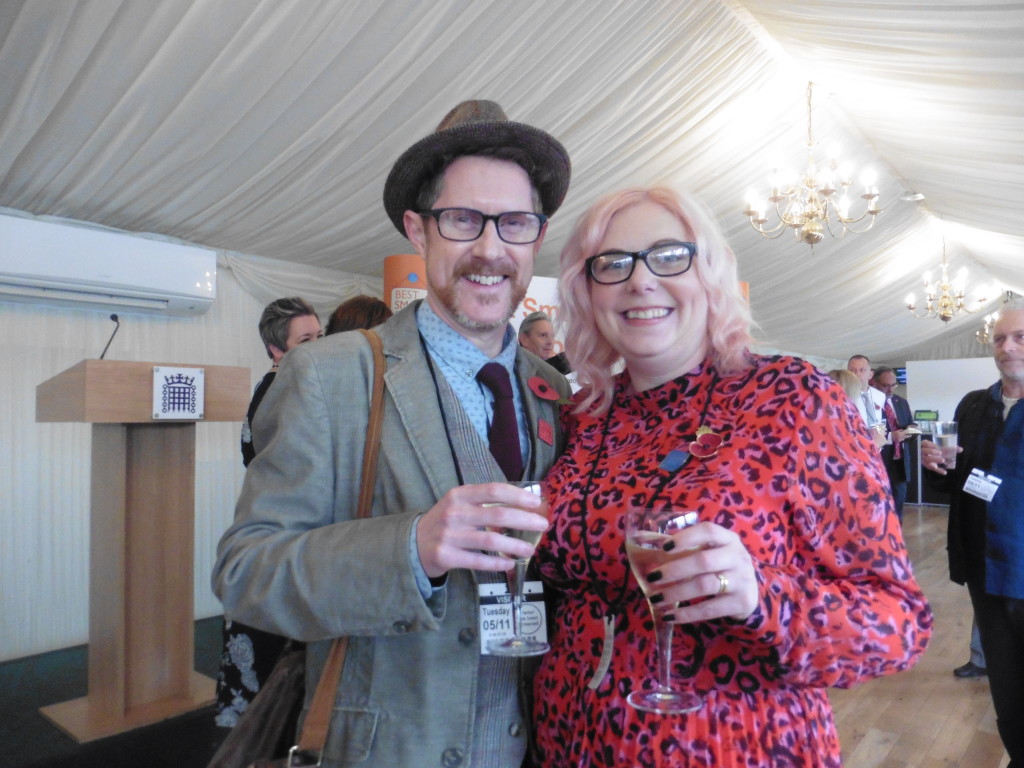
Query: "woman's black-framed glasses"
586 242 697 284
419 208 547 244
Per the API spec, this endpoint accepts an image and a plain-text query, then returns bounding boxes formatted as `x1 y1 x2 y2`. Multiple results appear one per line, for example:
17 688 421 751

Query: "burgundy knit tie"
476 362 523 480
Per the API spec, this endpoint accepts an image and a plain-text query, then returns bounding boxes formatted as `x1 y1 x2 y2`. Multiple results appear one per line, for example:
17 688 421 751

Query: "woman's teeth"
625 308 669 320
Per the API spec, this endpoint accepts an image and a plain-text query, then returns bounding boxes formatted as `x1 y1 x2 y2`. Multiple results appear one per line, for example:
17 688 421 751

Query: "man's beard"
998 357 1024 384
435 273 529 331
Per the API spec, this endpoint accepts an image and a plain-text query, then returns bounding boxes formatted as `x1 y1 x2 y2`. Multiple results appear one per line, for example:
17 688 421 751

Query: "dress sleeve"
726 366 933 689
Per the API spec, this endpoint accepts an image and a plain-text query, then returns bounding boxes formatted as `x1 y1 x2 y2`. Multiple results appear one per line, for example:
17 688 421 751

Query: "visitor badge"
478 581 547 654
962 468 1002 502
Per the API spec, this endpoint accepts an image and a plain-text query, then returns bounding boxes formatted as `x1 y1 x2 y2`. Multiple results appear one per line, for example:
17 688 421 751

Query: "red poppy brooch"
686 426 724 460
528 376 558 400
528 376 569 404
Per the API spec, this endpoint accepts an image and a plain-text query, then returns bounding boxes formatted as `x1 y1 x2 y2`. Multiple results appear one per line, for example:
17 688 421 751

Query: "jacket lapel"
379 305 461 498
514 349 567 478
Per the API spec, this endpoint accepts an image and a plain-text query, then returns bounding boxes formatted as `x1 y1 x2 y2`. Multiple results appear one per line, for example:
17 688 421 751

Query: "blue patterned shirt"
416 301 529 459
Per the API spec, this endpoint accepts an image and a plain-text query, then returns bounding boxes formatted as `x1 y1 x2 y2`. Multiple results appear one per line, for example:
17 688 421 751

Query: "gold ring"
716 572 729 596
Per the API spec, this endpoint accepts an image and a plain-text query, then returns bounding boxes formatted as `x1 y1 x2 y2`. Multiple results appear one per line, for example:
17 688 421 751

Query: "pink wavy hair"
558 186 755 414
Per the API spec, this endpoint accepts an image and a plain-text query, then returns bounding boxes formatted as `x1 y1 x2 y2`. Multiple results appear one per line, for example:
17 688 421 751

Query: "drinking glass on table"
625 507 703 714
487 480 550 657
932 421 959 469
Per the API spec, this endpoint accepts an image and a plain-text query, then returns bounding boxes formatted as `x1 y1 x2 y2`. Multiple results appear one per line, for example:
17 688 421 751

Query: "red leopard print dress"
532 356 932 767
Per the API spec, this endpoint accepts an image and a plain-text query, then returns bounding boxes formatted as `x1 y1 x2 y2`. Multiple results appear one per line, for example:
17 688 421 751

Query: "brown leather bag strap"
294 328 385 757
356 329 386 519
294 636 350 756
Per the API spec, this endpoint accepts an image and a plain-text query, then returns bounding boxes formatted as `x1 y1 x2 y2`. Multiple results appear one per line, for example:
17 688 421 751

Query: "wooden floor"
829 504 1010 767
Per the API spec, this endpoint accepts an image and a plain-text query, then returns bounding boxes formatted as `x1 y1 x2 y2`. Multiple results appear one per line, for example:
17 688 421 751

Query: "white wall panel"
906 357 1001 426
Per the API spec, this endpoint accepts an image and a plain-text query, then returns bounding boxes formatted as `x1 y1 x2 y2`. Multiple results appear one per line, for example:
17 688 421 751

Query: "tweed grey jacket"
212 301 569 767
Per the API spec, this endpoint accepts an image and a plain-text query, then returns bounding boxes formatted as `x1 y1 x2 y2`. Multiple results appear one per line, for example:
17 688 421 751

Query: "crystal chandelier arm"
906 304 936 319
834 207 870 225
954 297 988 315
743 197 793 237
747 218 789 238
906 289 940 319
835 215 880 235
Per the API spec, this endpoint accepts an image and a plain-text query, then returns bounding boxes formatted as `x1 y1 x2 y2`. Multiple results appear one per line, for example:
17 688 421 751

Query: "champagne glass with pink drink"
625 507 703 714
487 480 550 657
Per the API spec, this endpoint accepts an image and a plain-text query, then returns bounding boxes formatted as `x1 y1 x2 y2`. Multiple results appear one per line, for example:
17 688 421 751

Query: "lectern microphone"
99 313 120 360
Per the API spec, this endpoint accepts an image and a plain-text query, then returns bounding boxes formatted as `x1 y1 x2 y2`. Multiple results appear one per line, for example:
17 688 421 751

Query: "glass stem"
508 559 528 638
653 608 675 692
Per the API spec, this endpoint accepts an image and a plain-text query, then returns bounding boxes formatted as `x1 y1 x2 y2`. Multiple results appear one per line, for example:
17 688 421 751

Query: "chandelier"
976 312 998 344
975 291 1017 343
906 239 987 323
743 82 882 246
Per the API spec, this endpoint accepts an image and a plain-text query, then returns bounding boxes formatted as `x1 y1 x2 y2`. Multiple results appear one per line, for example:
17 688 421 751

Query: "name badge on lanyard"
962 468 1002 502
478 581 547 654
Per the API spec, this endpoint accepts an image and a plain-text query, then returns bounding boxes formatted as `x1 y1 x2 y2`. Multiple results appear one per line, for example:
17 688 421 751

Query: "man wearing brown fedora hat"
215 100 571 767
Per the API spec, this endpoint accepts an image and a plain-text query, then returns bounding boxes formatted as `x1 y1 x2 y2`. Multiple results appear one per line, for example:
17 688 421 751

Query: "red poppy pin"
686 426 724 460
528 376 560 401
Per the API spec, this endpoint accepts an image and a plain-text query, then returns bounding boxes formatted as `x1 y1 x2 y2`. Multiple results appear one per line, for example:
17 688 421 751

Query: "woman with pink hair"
531 187 931 767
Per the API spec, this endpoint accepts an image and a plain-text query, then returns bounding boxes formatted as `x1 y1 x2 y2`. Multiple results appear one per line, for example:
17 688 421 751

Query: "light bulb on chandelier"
743 82 882 247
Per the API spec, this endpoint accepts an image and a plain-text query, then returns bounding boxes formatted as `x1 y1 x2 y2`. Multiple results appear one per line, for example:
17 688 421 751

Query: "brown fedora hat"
383 99 571 237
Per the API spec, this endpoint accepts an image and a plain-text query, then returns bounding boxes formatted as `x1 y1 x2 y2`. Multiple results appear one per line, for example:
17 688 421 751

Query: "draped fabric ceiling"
2 0 1023 365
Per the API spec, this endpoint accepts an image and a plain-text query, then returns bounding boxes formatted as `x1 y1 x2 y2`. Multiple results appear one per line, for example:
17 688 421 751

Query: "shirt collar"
416 301 518 377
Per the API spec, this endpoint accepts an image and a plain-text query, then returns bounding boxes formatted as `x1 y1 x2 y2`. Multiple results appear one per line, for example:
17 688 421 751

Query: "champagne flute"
624 507 703 714
487 480 550 657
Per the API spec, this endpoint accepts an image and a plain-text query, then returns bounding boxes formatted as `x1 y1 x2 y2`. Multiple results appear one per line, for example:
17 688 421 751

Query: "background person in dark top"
218 296 321 726
239 297 322 467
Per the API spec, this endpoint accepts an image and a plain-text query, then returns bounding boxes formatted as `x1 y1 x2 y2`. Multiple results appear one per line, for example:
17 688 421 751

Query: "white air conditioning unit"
0 214 216 316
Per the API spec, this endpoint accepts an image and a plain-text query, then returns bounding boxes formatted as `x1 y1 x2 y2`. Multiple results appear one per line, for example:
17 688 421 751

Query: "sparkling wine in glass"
624 507 703 714
487 480 550 657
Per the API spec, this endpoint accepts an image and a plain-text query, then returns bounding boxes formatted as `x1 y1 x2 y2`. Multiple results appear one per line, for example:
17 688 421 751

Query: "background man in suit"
214 100 571 768
518 309 572 375
848 354 886 433
870 365 916 521
517 310 556 359
922 299 1024 766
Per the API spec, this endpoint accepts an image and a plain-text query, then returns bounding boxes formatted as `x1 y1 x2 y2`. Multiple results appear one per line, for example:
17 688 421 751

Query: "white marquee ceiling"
2 0 1022 364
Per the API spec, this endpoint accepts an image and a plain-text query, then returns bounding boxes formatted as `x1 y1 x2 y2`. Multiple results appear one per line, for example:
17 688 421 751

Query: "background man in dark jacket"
923 298 1024 767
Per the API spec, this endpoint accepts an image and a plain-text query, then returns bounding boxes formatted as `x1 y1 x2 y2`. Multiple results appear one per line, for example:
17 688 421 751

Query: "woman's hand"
641 521 758 623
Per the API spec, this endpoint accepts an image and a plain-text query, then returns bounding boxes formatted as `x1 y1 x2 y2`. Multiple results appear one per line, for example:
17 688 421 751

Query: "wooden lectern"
36 359 249 742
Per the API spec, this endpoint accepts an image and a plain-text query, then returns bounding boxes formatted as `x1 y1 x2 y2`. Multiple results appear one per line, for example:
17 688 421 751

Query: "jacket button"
458 627 476 646
508 721 522 737
441 747 464 767
392 620 411 634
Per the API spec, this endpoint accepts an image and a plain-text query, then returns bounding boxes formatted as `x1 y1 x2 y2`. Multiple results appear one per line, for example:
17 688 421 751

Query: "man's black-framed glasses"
586 242 697 284
419 208 547 244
